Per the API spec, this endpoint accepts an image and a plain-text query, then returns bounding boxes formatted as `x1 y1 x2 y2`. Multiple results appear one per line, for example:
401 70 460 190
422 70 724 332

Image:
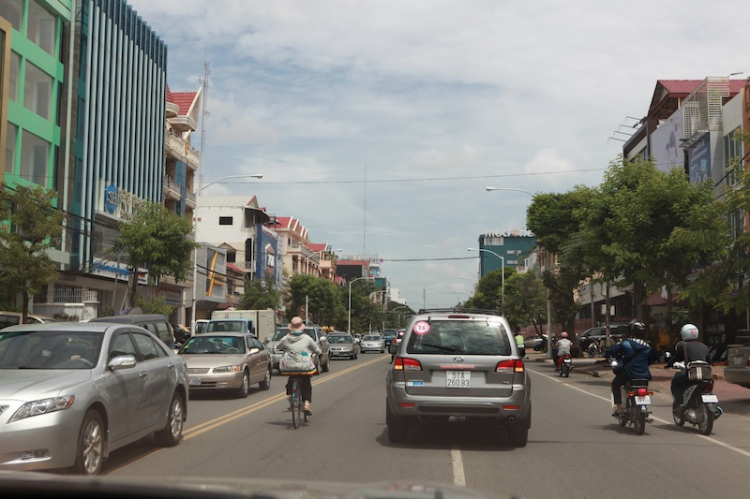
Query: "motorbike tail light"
496 360 525 373
394 357 422 371
703 382 713 392
636 388 648 397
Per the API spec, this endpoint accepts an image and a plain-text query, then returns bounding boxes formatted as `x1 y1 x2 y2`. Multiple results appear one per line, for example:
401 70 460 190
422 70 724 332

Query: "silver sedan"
0 322 188 475
360 334 386 353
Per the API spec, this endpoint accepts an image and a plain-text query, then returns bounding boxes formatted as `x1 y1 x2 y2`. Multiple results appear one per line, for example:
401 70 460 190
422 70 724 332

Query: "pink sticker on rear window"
413 321 430 335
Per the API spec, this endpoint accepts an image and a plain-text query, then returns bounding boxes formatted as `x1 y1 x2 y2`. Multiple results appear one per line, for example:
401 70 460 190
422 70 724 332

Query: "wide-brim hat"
289 317 306 332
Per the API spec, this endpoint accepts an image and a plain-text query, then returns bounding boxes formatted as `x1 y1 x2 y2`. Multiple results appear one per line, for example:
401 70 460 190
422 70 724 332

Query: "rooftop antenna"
198 49 211 191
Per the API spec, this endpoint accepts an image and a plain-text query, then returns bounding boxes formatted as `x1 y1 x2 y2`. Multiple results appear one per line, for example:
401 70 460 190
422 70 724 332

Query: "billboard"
688 134 711 184
651 108 684 173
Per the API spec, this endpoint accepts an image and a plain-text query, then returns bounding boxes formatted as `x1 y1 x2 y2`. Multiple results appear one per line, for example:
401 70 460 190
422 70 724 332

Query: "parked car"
0 311 58 330
178 333 272 398
264 324 330 374
523 334 544 350
386 308 531 446
0 322 188 475
328 333 360 359
578 324 627 352
725 333 750 388
360 334 386 353
94 314 177 350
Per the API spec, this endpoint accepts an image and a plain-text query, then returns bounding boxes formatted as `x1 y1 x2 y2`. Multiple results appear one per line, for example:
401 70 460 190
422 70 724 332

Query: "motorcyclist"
514 330 526 358
606 321 656 416
663 323 712 412
555 332 572 370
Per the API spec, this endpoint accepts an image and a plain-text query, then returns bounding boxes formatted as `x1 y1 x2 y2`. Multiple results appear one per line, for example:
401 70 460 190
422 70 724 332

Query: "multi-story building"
476 232 537 278
275 216 320 277
1 1 75 310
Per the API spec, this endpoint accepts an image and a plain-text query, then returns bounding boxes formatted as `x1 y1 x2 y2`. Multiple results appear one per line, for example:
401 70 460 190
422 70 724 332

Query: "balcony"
231 261 256 275
163 175 181 201
184 191 196 209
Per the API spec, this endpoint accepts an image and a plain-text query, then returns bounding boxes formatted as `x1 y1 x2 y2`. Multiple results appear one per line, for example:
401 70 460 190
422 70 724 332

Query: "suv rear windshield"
406 320 511 356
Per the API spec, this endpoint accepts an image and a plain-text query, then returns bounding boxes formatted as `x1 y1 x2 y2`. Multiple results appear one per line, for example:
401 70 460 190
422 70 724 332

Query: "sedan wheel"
259 367 272 390
72 410 104 475
155 392 185 447
236 371 250 398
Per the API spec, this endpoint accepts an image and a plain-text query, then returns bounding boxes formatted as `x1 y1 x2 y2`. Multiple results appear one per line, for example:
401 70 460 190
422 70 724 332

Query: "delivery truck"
207 309 276 338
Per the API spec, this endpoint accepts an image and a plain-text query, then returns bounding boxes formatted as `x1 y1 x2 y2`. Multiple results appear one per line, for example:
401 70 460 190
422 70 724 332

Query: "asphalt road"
104 352 750 499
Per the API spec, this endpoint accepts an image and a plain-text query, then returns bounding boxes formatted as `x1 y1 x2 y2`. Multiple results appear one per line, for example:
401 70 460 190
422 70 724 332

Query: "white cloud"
127 0 749 308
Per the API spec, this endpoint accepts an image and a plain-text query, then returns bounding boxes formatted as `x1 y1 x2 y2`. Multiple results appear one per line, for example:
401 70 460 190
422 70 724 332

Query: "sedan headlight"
10 395 75 423
213 365 243 373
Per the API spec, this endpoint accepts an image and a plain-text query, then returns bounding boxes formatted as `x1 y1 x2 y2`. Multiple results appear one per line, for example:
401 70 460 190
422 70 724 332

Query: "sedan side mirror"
248 347 260 355
263 336 271 344
109 355 137 370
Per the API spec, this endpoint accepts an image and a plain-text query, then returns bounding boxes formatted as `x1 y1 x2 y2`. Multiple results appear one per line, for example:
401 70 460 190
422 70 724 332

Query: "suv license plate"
634 395 651 405
446 371 471 388
189 377 201 386
701 394 719 403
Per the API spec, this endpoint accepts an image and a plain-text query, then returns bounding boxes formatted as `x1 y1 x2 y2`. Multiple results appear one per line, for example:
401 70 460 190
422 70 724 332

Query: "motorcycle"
609 358 652 435
670 361 723 436
558 354 573 377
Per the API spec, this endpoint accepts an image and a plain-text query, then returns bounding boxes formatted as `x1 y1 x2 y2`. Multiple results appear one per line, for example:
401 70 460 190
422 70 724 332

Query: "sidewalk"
524 351 750 417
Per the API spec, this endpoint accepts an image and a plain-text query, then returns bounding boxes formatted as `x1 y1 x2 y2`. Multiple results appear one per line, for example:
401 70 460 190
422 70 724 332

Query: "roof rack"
417 307 501 315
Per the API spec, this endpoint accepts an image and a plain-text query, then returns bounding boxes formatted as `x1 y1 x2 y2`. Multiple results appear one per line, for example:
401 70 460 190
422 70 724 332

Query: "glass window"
24 61 52 119
219 216 233 225
133 332 161 360
20 130 49 185
0 0 22 31
5 123 16 174
109 332 137 359
27 0 56 56
8 51 19 102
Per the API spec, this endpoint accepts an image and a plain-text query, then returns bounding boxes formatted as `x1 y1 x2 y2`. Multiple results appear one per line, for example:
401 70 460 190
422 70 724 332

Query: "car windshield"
206 321 245 333
406 320 511 356
0 330 104 369
180 336 246 354
382 331 397 338
328 335 352 343
363 335 381 341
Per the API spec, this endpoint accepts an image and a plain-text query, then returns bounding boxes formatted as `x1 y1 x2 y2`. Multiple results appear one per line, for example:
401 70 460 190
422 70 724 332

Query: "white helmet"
680 324 699 341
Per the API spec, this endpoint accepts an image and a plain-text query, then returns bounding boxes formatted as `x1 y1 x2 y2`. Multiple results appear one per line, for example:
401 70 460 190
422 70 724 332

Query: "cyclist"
277 317 322 415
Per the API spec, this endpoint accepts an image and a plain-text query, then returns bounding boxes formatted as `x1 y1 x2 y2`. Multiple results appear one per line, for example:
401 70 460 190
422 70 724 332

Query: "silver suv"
385 309 531 446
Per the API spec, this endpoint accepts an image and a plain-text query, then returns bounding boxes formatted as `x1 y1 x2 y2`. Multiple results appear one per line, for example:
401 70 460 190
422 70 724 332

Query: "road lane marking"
183 355 389 439
451 448 466 487
528 367 750 459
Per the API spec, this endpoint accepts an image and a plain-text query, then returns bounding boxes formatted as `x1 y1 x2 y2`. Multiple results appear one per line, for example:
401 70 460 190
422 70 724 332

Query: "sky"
128 0 748 309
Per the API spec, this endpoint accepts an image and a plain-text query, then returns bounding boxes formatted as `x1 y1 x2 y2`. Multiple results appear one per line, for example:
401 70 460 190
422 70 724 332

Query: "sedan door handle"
167 362 175 370
139 370 148 378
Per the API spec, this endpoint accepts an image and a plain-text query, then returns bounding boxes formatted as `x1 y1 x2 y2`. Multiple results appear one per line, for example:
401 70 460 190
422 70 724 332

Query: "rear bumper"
386 381 531 426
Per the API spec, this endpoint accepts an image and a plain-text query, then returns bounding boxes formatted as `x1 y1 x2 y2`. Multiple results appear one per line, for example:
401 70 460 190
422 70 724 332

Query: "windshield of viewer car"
0 330 104 369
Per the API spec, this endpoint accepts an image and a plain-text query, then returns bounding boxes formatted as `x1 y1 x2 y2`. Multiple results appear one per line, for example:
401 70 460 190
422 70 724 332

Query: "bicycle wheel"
291 379 302 429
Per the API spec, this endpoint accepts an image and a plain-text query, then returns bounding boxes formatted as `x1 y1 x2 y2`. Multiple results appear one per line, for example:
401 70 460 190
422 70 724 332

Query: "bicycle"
289 376 308 428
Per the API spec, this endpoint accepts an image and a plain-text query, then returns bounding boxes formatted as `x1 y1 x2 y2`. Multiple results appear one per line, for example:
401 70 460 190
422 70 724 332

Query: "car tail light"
496 360 524 373
394 358 422 371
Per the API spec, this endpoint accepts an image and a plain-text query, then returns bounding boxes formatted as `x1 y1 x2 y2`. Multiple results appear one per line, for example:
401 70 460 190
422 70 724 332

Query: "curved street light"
192 173 264 326
485 186 534 196
467 247 504 312
348 276 374 334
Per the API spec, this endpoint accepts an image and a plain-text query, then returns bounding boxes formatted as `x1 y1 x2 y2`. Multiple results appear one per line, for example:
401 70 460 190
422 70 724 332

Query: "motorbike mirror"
664 351 672 359
610 360 618 367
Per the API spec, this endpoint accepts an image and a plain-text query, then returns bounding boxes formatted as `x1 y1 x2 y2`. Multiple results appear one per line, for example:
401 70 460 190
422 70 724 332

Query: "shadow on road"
375 419 519 452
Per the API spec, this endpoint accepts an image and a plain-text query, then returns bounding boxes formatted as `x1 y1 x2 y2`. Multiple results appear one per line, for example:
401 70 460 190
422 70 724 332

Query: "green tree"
117 202 197 306
342 279 382 334
463 268 513 311
240 276 281 310
0 185 64 322
134 294 175 316
503 272 547 334
284 274 345 327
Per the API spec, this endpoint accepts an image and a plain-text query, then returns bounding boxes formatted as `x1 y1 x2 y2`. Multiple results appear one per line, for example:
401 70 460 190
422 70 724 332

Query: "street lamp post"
485 186 534 196
467 247 504 312
348 276 373 334
192 173 263 327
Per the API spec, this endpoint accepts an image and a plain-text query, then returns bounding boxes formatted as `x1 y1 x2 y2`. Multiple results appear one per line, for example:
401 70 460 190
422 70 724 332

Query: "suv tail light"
394 358 422 371
496 360 524 373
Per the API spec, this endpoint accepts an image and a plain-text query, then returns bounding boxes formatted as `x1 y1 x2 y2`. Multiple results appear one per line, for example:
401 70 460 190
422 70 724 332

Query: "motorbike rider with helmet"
555 332 572 370
606 321 656 416
663 323 712 412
